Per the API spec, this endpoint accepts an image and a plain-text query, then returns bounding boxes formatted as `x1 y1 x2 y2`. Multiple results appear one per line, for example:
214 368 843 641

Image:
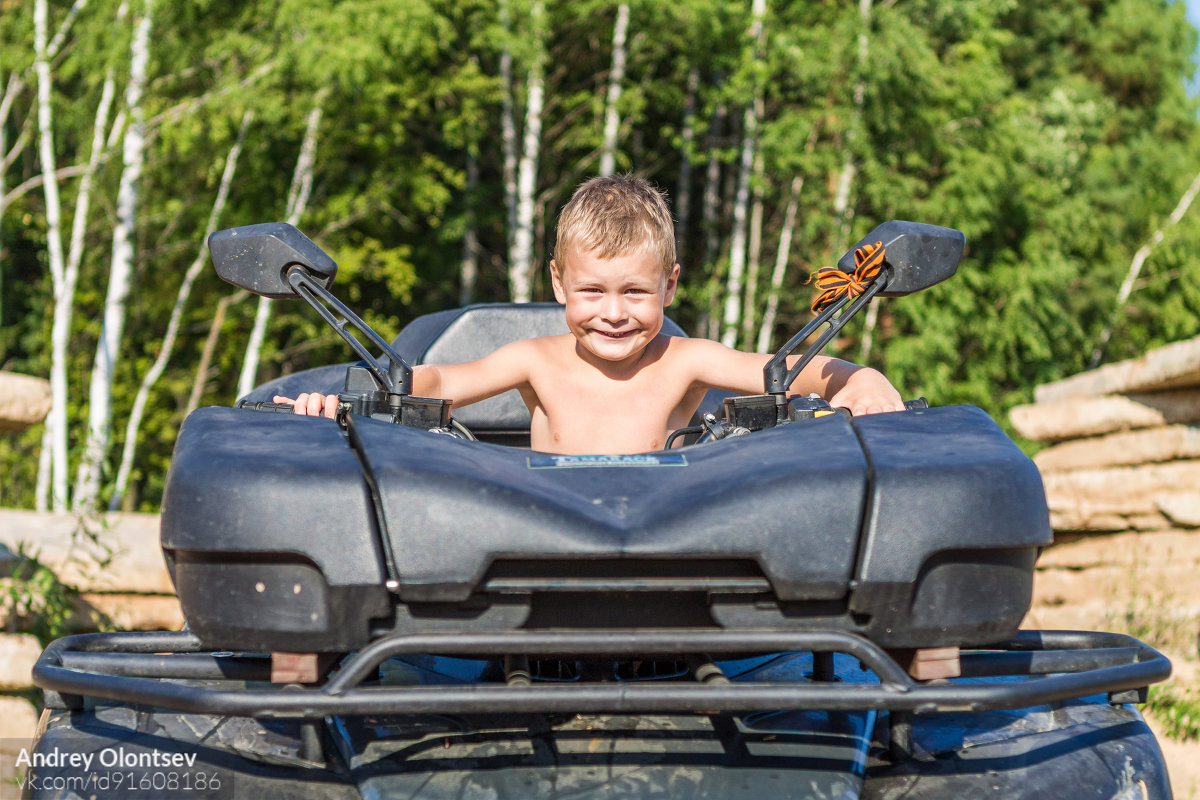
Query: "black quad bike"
28 221 1173 799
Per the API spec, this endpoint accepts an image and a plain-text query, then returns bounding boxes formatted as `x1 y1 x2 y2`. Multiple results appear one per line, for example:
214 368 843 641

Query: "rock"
0 634 43 691
0 371 51 432
1033 425 1200 471
1042 461 1200 532
1011 390 1200 442
1155 493 1200 527
1034 335 1200 404
0 695 38 740
0 509 172 594
1040 459 1200 499
81 593 184 630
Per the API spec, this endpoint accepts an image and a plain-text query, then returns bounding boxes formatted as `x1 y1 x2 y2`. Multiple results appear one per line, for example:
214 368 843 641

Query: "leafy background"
2 0 1200 512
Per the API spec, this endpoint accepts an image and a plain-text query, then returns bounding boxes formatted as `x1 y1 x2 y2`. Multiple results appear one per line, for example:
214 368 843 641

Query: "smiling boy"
280 175 904 453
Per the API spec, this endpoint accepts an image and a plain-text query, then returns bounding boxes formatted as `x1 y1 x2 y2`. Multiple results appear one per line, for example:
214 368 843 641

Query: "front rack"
34 628 1169 720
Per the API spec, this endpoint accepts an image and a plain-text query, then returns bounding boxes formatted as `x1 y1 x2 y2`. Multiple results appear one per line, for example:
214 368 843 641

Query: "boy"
279 175 903 453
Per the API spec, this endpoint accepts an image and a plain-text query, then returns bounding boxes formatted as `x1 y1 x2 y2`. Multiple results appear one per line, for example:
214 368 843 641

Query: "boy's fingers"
273 393 336 418
304 393 327 417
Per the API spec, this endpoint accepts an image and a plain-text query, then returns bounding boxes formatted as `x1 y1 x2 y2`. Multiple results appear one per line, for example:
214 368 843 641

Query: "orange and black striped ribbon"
810 241 885 314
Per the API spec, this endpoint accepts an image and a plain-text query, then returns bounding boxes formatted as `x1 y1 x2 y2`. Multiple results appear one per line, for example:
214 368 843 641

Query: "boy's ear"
549 259 567 304
663 263 681 306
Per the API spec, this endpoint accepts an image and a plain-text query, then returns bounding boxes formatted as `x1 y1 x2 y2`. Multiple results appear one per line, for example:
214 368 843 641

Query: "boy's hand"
273 393 338 419
827 367 905 416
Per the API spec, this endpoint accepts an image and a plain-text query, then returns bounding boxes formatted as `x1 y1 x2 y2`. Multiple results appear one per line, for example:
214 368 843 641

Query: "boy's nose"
600 293 627 322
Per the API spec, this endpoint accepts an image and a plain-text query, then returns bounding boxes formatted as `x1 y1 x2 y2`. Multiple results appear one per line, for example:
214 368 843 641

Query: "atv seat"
390 303 698 446
245 303 701 447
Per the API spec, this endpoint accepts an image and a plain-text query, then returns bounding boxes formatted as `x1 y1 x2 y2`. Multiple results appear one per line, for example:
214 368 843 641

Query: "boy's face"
550 245 679 366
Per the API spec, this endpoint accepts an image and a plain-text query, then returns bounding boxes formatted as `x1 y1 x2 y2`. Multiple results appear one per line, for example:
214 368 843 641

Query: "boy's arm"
276 339 537 418
684 339 904 416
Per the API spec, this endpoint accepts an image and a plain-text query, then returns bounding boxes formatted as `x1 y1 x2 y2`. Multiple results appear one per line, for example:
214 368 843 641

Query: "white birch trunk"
30 0 95 511
741 135 765 347
459 148 480 306
756 175 803 354
499 0 518 256
508 1 545 303
49 69 116 511
598 3 630 177
74 0 151 513
699 98 725 339
0 73 15 332
34 0 71 511
1090 168 1200 368
674 67 699 264
109 111 250 510
237 100 323 399
187 291 244 417
847 0 875 362
832 0 870 256
719 0 765 348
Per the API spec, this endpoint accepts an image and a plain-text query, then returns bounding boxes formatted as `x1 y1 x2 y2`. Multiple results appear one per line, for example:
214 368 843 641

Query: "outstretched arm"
683 339 904 416
275 339 537 418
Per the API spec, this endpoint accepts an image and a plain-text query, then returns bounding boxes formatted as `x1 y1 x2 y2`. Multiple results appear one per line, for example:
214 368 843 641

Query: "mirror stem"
287 267 414 396
763 278 885 401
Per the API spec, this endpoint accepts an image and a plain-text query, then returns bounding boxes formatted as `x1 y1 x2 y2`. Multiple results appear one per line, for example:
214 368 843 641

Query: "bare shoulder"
501 334 572 376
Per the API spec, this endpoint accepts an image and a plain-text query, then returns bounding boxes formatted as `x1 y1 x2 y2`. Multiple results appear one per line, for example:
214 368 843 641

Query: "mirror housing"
209 222 337 299
838 220 963 297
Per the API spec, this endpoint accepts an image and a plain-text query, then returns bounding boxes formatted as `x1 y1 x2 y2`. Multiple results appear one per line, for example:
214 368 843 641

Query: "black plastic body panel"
353 412 868 605
160 407 389 651
848 404 1052 646
163 401 1049 651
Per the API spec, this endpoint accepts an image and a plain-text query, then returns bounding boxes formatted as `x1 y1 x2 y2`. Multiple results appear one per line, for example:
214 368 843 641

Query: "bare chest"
527 366 695 454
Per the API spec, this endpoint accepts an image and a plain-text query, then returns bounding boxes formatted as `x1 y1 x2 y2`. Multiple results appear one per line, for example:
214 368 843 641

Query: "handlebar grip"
237 400 296 413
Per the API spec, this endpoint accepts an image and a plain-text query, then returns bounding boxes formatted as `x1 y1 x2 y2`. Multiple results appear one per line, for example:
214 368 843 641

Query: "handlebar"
237 400 296 414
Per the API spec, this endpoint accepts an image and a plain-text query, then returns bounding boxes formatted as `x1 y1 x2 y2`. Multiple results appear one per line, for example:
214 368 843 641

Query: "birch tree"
73 0 152 513
499 0 519 261
699 95 725 339
756 175 802 353
109 111 250 510
841 0 875 363
508 0 546 303
1089 168 1200 367
598 3 630 177
32 0 98 511
719 0 765 348
459 147 480 306
236 99 323 399
740 130 764 348
674 67 700 264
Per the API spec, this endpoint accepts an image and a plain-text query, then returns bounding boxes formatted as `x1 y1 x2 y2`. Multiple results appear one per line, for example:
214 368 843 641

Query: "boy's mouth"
594 329 635 339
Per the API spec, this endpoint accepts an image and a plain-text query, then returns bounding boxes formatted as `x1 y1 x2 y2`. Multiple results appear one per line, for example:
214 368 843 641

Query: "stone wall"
1010 335 1200 533
0 513 180 690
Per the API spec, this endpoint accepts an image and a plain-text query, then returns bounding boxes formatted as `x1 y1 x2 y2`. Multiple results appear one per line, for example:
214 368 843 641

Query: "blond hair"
553 175 676 274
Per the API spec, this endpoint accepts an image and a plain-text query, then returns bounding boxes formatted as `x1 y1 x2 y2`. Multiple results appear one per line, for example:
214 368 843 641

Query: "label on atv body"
527 454 688 469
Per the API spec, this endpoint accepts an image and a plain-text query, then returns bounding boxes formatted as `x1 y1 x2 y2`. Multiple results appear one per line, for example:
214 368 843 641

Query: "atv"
28 221 1172 799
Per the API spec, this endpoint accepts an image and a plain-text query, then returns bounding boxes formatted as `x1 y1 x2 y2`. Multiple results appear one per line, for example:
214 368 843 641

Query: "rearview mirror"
838 220 963 296
209 222 337 299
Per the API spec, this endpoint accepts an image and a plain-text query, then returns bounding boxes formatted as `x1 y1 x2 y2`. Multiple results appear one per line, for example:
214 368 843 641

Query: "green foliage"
1148 684 1200 741
1 545 79 646
2 0 1200 508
